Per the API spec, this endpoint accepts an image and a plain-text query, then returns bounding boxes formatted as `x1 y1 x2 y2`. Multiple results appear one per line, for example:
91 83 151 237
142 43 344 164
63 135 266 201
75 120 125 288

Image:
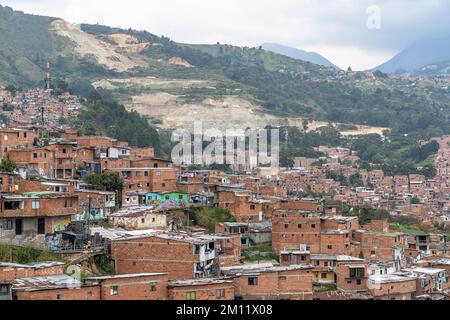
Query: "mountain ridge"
2 4 450 143
374 36 450 74
261 43 338 69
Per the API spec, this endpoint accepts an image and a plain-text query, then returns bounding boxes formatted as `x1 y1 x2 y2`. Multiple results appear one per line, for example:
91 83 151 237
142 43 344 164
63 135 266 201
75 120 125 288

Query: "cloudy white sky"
2 0 450 70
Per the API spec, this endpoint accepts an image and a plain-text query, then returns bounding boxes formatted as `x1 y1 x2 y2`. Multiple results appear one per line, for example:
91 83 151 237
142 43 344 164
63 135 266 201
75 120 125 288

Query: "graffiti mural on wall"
145 193 188 209
52 219 70 232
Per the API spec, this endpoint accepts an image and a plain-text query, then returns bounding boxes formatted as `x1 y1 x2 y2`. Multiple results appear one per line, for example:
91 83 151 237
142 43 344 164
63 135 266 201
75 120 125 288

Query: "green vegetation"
0 244 63 264
351 135 439 177
72 91 162 153
389 223 430 235
0 6 448 176
193 207 236 232
92 255 116 275
314 284 338 292
242 245 279 263
0 159 16 172
343 206 390 225
84 173 122 207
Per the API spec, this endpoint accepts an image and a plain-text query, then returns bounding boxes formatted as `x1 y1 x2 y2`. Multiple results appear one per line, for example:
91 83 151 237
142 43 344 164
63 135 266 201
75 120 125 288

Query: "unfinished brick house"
280 249 311 266
335 256 369 292
167 278 234 300
13 276 100 301
0 172 17 193
74 189 116 222
355 230 407 261
221 263 314 300
367 274 417 300
47 140 77 179
272 210 322 253
216 190 266 223
3 261 98 301
0 262 65 283
319 230 352 255
84 273 169 300
0 128 37 159
0 192 80 246
110 233 219 280
109 168 179 198
276 212 320 252
8 147 55 177
130 147 155 160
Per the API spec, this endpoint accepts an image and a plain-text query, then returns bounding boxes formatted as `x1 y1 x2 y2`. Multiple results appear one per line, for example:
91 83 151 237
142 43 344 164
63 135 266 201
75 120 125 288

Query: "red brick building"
168 278 234 300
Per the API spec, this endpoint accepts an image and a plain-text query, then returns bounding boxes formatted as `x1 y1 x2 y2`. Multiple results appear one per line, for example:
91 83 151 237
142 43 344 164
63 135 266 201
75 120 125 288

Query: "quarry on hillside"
93 76 389 135
51 19 148 72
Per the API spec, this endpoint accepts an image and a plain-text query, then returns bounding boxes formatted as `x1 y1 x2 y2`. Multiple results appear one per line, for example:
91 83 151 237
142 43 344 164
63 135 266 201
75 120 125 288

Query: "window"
311 224 316 229
33 153 38 159
156 171 161 177
56 294 62 300
327 245 332 250
216 289 225 298
150 285 157 292
110 286 119 296
3 220 13 230
321 273 328 279
284 224 289 229
32 200 40 209
186 292 196 300
279 276 287 281
356 279 362 285
298 224 302 229
87 291 93 297
144 171 149 177
4 201 22 210
0 285 9 294
248 277 258 286
250 205 256 210
349 268 365 278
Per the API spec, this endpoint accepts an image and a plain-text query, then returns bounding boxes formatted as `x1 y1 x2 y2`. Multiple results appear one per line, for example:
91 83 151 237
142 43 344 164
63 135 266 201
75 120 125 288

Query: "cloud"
2 0 450 70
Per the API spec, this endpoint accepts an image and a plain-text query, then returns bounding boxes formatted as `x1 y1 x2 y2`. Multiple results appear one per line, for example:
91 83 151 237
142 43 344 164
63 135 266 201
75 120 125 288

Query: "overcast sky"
2 0 450 70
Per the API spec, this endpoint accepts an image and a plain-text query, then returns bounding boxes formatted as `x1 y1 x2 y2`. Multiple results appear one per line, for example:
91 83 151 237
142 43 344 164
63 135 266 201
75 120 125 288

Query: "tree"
411 197 421 205
0 159 16 173
85 173 123 207
194 207 236 232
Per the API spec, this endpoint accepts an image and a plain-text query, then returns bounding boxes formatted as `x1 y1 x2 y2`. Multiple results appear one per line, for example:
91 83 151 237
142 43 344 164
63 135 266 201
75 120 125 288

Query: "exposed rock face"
51 19 147 71
168 56 193 68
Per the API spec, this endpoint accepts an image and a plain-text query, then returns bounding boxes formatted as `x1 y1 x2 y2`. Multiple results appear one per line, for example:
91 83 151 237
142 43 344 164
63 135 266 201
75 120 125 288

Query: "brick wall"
168 283 234 300
232 269 313 300
0 265 64 282
14 286 100 300
111 236 199 280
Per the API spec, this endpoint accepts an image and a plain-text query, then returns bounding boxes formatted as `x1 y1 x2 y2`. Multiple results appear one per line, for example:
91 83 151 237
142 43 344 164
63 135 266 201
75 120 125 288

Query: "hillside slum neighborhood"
0 89 449 301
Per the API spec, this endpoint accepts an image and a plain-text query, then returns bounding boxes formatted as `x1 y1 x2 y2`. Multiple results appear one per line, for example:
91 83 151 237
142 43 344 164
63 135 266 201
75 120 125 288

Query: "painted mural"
145 192 188 209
